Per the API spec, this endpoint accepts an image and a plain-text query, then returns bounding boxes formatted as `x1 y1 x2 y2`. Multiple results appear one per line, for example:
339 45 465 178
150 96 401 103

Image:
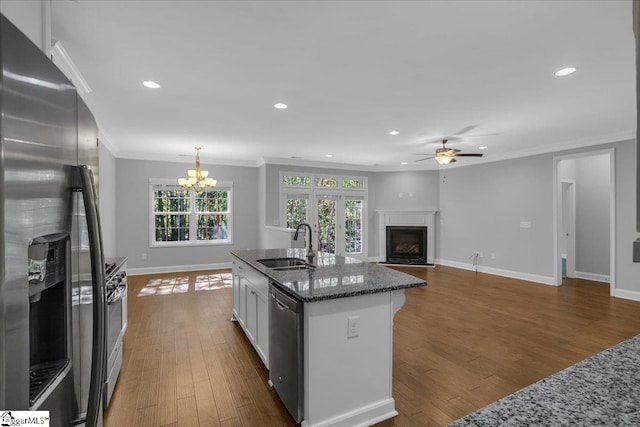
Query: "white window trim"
278 172 368 258
149 178 234 248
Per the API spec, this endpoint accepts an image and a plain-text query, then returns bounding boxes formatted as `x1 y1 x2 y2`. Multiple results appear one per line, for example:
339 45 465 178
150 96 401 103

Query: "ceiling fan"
415 139 483 165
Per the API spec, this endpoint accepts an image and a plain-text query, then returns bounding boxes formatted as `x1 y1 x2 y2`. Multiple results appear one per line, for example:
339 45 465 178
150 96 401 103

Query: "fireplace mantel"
377 210 437 265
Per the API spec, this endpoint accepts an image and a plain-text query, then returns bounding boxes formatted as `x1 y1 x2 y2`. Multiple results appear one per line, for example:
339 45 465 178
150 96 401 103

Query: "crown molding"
50 41 92 97
106 132 633 171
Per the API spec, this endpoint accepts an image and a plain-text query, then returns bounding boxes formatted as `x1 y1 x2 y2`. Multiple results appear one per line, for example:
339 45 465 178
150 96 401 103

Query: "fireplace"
385 226 428 265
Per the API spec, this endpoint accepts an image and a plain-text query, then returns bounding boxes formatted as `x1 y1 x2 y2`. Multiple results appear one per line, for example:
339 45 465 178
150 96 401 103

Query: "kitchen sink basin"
258 258 315 271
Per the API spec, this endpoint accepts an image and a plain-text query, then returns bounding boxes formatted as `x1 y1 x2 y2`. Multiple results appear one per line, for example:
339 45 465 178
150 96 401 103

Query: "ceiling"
49 0 635 171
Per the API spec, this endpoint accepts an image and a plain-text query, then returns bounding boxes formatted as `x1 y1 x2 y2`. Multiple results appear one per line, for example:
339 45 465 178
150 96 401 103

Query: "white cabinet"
254 286 269 365
231 255 269 368
245 280 257 342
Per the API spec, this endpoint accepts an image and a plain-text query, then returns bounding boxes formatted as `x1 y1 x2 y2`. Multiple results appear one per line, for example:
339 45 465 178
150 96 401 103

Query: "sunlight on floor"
195 273 232 291
137 272 232 297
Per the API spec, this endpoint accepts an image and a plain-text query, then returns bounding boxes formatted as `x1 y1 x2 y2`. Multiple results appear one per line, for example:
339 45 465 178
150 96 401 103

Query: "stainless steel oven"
104 261 127 408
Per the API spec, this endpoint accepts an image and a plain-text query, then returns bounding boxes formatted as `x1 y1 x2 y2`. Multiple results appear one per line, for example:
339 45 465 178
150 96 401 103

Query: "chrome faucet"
293 222 315 262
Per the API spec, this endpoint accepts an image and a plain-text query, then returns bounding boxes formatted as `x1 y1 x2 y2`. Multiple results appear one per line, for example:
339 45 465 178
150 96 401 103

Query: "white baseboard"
614 288 640 302
436 258 556 286
128 262 232 276
301 398 397 427
574 271 610 283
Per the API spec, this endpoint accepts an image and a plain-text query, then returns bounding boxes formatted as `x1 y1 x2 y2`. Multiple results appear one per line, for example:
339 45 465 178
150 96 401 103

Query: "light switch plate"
347 316 360 338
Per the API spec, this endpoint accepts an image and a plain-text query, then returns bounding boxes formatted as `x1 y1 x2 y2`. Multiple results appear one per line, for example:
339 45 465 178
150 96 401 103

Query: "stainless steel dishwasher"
269 283 304 423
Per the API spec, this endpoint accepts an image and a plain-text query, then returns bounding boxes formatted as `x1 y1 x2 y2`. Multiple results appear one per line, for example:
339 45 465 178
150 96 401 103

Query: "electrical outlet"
520 221 532 228
347 316 360 338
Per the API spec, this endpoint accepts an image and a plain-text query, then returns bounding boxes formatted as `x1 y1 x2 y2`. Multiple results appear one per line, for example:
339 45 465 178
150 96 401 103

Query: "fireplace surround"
377 210 437 265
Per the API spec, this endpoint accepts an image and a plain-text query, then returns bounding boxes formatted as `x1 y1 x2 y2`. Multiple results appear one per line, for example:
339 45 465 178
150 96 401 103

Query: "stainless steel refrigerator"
0 14 107 427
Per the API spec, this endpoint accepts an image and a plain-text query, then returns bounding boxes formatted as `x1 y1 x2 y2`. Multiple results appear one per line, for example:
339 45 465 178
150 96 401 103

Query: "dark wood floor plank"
104 266 640 427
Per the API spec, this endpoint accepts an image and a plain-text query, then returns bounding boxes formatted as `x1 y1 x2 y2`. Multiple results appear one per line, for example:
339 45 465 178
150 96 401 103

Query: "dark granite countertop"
448 334 640 426
230 248 426 302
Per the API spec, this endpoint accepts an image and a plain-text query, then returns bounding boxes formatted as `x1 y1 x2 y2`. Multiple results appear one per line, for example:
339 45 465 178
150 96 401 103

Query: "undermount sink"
258 257 315 271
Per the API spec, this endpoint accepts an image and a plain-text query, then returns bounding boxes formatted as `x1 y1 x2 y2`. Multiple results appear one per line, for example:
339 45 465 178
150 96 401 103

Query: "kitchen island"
231 248 426 427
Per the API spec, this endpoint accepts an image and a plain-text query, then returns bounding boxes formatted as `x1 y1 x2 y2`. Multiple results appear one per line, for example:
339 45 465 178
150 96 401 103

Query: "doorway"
314 194 365 258
553 149 615 294
561 180 576 278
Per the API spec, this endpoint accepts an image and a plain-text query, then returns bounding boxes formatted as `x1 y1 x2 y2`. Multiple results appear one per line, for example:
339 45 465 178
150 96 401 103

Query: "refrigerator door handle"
73 165 106 427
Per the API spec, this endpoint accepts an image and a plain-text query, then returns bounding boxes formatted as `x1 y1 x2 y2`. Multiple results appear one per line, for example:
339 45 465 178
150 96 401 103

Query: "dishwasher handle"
272 292 288 311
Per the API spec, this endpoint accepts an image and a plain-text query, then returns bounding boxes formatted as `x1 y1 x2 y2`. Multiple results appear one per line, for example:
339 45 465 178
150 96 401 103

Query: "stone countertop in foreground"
448 334 640 426
230 248 426 302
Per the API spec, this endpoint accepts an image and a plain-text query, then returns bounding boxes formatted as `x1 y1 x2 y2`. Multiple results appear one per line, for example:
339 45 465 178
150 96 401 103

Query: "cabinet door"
246 284 258 343
232 263 240 320
238 277 247 328
255 290 269 368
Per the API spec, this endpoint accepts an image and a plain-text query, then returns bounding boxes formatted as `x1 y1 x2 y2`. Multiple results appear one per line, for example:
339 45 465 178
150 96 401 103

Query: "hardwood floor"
105 265 640 427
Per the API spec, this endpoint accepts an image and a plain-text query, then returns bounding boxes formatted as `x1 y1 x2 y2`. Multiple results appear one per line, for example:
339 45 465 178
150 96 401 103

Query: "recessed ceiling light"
274 103 288 109
389 130 400 135
142 80 160 89
555 67 576 77
325 154 333 158
401 162 408 165
479 146 488 150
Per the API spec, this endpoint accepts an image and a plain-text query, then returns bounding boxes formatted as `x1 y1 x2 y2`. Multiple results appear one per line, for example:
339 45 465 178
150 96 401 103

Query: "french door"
313 194 364 259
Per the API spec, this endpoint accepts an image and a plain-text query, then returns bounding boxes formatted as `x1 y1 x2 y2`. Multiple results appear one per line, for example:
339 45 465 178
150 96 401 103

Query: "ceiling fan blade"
453 125 478 136
415 156 434 162
454 153 483 157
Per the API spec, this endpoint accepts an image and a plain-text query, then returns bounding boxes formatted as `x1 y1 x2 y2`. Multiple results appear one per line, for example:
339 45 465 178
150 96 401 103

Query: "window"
150 180 233 246
285 194 309 229
282 174 311 186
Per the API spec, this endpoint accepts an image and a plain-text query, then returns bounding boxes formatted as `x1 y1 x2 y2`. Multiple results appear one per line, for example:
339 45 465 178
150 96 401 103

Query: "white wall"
99 142 117 258
613 140 640 299
115 158 260 271
438 154 554 282
1 0 44 51
437 139 640 296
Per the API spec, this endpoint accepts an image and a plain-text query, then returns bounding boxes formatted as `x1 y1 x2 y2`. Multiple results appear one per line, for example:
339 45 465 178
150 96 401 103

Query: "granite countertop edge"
231 248 426 302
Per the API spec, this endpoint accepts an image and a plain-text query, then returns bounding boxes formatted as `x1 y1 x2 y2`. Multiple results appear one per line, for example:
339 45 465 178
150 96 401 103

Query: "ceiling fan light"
435 154 454 165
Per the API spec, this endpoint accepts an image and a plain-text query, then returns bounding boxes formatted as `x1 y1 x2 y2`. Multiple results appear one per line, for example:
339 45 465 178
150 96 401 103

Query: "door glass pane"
286 196 308 229
317 198 336 254
345 199 363 254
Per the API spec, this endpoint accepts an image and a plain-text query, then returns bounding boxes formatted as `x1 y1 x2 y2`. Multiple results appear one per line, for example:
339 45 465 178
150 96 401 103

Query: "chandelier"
178 147 217 192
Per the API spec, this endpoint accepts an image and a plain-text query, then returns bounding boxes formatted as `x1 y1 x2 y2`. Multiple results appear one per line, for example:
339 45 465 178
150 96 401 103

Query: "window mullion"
190 192 197 242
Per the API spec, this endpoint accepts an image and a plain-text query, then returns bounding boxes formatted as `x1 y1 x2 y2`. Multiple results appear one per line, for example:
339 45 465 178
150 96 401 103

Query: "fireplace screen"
386 226 427 264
